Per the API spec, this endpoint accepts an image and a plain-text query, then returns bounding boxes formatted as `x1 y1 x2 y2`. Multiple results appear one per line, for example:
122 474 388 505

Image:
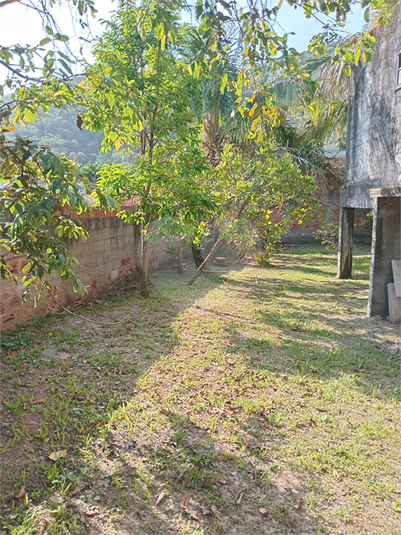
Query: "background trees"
1 0 397 297
11 106 104 164
0 0 103 294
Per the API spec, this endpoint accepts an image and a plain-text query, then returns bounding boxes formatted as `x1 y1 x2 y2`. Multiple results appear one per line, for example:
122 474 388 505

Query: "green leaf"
220 72 228 94
55 34 69 43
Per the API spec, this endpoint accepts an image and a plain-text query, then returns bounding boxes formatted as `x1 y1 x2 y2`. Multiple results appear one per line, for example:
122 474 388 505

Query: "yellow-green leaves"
249 103 258 117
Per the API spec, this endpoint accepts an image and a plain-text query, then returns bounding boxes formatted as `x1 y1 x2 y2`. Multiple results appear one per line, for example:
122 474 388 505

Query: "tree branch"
0 59 38 82
0 0 22 7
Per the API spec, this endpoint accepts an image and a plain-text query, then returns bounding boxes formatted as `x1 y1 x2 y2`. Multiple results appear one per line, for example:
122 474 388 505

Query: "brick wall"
0 212 170 331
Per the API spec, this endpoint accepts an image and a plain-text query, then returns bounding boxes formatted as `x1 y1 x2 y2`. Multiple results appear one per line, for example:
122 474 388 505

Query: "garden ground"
0 245 400 535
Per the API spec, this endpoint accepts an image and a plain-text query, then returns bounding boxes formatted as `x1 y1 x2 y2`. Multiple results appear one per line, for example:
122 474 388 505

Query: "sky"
0 0 366 79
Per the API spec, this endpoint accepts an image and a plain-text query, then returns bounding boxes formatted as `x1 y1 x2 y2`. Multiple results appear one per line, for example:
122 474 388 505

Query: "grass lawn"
1 245 400 535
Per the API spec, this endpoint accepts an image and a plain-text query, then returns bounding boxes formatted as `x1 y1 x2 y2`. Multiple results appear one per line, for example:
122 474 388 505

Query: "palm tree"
181 24 247 266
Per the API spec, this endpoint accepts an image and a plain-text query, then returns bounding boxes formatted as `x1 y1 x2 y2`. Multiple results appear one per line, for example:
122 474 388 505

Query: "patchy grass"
1 245 400 535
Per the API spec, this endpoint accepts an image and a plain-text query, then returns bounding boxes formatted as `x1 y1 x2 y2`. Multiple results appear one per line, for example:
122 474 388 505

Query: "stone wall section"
0 212 170 331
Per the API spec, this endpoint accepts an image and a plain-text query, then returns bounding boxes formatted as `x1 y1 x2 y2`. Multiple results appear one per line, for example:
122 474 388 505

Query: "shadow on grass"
1 249 400 535
70 410 327 535
0 267 248 532
221 274 399 401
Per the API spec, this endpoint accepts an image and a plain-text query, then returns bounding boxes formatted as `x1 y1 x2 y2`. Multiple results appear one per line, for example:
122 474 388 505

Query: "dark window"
397 53 401 87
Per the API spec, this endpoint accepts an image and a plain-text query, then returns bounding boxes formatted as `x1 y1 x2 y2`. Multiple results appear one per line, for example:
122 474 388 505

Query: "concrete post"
368 196 401 318
337 207 355 279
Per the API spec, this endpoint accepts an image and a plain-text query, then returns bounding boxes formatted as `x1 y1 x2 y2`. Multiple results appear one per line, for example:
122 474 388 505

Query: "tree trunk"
191 239 204 268
187 198 250 287
187 238 224 286
177 238 183 274
141 233 149 298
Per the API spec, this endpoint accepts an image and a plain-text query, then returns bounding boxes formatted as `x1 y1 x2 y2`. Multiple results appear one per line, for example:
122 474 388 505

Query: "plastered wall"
344 2 401 207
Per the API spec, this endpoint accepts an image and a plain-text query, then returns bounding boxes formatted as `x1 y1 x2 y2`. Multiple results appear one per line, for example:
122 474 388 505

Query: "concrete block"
391 259 401 297
110 269 119 281
215 257 226 266
387 283 401 323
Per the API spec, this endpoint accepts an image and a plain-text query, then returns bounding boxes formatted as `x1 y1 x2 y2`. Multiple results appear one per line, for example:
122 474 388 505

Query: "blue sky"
274 2 365 50
0 0 365 78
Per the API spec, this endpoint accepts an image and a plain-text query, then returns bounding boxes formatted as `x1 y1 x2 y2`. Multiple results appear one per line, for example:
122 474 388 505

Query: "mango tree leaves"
0 136 96 299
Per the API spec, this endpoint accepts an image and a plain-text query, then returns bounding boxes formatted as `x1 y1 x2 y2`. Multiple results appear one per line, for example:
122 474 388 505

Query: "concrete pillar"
368 196 401 318
337 207 355 279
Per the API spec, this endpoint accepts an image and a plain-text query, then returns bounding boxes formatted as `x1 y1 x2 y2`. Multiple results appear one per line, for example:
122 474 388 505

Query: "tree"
0 0 106 296
0 136 89 297
84 5 216 297
0 0 396 295
187 141 318 285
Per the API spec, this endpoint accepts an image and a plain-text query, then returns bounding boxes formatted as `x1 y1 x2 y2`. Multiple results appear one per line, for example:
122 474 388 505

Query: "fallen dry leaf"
216 479 227 485
187 508 199 521
183 474 193 486
71 486 85 496
85 508 101 516
180 491 190 509
226 358 235 365
201 506 211 515
31 399 46 405
176 466 186 481
49 449 67 461
15 488 26 499
210 505 219 516
155 492 167 506
259 507 269 516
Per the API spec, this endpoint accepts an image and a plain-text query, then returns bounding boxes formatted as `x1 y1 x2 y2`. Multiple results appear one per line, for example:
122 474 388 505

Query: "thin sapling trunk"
141 231 149 298
187 238 224 286
177 238 183 274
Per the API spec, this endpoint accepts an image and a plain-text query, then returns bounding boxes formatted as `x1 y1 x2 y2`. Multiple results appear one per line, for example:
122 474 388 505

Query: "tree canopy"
0 0 398 297
84 5 218 296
